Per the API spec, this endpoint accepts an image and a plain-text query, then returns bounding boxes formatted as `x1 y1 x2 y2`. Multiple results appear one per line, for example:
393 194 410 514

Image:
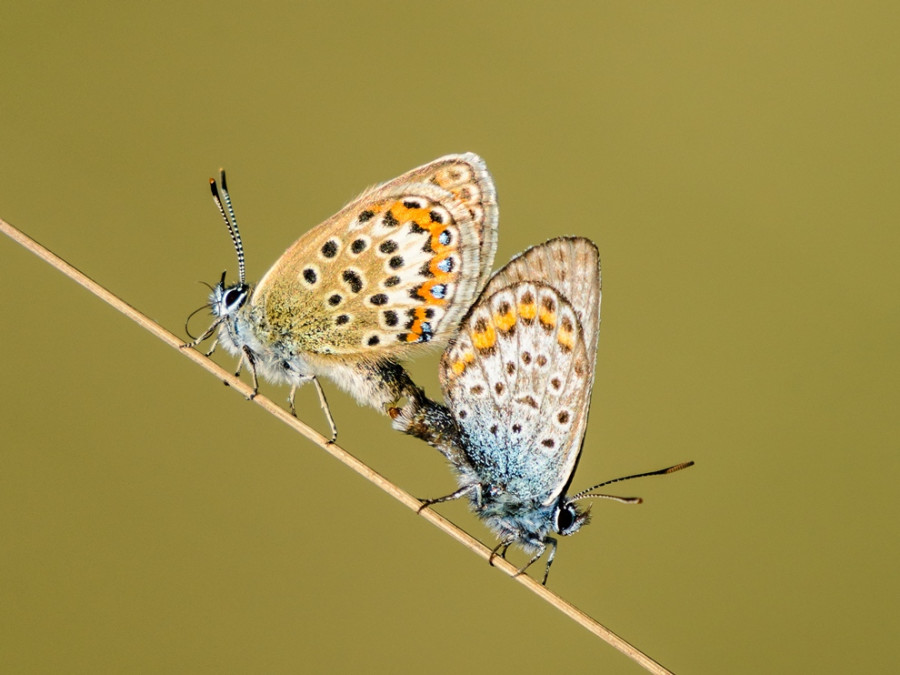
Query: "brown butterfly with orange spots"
184 154 498 440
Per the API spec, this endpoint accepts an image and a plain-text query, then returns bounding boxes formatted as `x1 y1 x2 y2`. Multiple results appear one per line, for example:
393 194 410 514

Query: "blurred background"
2 3 898 673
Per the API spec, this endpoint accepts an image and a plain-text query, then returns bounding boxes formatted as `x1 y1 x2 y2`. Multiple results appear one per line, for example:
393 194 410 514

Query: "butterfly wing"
372 153 498 286
440 279 593 504
252 154 498 357
483 236 600 366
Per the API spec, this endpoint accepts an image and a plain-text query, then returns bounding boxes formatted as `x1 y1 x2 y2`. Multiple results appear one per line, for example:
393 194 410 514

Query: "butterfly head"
183 169 252 349
209 270 251 321
475 489 590 554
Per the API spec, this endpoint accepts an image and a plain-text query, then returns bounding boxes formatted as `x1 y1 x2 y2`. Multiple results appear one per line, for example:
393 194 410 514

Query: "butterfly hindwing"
252 154 498 357
441 280 592 503
483 236 600 369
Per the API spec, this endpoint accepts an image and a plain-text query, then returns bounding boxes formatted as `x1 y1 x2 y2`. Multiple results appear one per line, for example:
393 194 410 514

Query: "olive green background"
2 3 898 673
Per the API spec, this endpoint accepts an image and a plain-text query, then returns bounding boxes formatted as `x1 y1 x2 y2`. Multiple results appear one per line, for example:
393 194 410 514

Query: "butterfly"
393 237 693 583
184 154 498 440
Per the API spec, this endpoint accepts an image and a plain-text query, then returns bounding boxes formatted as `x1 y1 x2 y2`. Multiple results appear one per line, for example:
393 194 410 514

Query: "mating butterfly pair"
184 154 692 584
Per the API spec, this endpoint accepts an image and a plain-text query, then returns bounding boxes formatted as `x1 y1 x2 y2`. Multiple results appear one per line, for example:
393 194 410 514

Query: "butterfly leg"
240 345 259 400
513 540 549 581
511 538 557 585
285 376 338 443
489 540 514 567
311 377 338 444
417 483 479 514
203 338 219 357
287 386 298 416
538 538 559 586
180 319 222 350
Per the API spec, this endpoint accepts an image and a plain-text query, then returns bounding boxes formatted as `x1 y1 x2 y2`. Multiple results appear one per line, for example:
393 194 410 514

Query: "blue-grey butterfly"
394 237 692 583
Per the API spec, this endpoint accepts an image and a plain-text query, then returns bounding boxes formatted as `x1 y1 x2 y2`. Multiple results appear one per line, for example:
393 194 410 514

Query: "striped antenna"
569 461 694 503
209 169 246 285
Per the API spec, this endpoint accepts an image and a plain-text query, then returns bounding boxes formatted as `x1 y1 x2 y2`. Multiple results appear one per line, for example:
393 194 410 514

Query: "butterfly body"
190 154 498 429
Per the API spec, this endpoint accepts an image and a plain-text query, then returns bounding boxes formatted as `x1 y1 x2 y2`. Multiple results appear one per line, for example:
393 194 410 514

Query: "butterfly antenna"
209 169 246 285
183 302 213 340
569 461 694 504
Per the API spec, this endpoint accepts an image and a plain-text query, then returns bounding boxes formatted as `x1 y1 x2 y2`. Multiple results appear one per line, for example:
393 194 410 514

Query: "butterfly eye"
221 284 249 312
556 505 575 532
554 503 588 536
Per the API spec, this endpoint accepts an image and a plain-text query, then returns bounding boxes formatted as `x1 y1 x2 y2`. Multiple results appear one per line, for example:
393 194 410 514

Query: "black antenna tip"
219 168 228 191
667 461 695 473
